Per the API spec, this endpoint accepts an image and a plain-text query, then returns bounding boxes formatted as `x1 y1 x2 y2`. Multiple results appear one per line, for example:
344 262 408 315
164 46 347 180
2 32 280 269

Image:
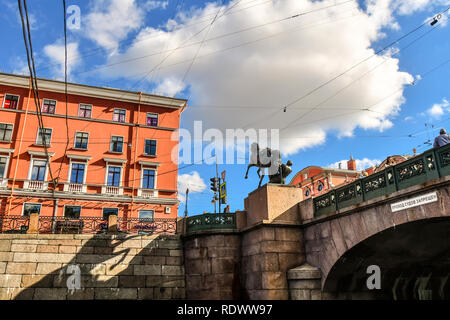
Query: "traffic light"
210 177 219 192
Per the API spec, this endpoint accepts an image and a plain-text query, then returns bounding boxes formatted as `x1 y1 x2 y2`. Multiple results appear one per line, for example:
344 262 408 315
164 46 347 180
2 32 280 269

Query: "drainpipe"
130 92 142 218
52 199 58 234
7 77 32 215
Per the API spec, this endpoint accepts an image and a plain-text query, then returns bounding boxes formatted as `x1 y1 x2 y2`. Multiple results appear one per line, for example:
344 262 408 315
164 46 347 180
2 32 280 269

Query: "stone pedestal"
243 184 302 228
107 214 118 234
27 213 39 234
287 263 322 300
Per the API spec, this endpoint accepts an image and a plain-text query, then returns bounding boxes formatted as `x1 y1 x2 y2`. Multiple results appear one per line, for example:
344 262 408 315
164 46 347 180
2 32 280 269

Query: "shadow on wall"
13 234 185 300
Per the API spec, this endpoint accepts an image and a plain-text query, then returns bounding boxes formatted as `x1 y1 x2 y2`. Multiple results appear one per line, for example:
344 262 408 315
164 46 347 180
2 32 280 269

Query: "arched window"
305 187 311 197
318 181 324 192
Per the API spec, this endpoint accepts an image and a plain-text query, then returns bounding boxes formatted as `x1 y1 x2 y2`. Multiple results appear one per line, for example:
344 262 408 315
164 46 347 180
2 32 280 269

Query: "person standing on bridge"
433 128 450 148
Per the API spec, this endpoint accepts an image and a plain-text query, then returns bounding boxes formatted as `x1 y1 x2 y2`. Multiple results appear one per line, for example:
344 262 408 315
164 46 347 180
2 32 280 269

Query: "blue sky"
1 0 450 215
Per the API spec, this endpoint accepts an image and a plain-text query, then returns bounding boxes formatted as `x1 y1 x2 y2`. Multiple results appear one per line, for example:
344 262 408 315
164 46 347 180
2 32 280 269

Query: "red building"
289 157 360 199
0 73 186 230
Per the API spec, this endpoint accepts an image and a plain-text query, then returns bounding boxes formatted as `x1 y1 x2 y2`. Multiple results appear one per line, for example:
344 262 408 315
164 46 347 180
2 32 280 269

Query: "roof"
0 72 187 109
289 165 360 185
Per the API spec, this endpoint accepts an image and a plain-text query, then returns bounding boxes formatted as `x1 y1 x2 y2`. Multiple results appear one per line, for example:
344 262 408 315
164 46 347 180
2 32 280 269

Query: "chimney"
347 156 356 171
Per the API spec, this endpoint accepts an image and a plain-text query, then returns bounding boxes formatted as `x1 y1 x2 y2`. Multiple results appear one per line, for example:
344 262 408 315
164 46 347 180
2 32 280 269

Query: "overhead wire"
17 0 58 189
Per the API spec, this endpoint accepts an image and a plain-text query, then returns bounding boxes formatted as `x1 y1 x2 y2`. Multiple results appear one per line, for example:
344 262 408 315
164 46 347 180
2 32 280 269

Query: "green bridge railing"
185 213 237 234
314 143 450 218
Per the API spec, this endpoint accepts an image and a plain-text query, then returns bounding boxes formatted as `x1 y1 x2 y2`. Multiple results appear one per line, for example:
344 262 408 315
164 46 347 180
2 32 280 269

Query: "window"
70 163 85 184
110 136 123 153
3 94 19 109
78 104 92 118
305 187 311 197
139 210 154 221
0 157 6 178
64 206 81 218
146 113 158 126
0 123 13 142
31 160 47 181
107 166 121 186
142 169 155 189
23 203 41 216
113 109 126 123
318 181 324 192
74 132 89 149
102 208 118 220
42 99 56 114
36 128 52 146
144 139 157 156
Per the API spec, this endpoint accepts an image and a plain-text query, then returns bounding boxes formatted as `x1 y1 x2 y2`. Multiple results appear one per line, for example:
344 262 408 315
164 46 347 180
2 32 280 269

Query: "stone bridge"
299 175 450 299
183 144 450 300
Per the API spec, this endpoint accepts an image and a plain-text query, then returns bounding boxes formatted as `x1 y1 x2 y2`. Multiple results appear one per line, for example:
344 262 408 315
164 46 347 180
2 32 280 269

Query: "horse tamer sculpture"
244 142 293 188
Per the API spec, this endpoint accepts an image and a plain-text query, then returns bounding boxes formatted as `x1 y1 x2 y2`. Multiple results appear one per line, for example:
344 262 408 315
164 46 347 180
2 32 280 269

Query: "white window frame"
63 205 82 218
67 161 88 185
110 135 124 153
78 103 93 118
138 209 155 221
74 131 90 150
144 139 157 156
146 112 158 126
0 155 11 187
35 127 53 146
41 98 57 114
2 93 20 109
140 167 157 190
105 164 123 187
22 202 42 216
0 122 14 142
113 108 126 123
27 158 49 182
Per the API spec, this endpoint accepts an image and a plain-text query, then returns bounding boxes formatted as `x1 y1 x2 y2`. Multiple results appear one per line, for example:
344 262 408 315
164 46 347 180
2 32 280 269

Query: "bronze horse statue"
244 142 292 188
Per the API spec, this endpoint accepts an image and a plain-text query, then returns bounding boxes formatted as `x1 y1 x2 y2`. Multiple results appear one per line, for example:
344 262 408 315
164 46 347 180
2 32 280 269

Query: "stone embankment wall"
0 234 185 300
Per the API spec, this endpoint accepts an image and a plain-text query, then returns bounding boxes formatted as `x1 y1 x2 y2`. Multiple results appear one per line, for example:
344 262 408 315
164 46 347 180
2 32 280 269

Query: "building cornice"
67 154 92 161
0 72 187 109
0 148 15 154
28 150 55 157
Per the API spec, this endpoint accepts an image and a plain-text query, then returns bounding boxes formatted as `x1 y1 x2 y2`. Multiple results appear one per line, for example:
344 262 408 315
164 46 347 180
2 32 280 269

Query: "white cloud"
427 98 449 118
43 41 81 79
145 1 169 10
177 171 207 202
393 0 450 16
154 77 186 96
92 0 423 155
83 0 147 52
328 158 382 171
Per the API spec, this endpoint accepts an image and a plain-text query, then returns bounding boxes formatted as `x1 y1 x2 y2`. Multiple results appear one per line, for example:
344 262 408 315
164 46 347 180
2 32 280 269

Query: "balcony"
101 185 124 196
23 180 48 191
137 188 158 198
63 183 87 193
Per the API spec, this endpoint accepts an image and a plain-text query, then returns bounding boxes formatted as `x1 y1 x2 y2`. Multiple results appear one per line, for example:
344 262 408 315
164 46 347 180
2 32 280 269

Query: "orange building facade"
0 73 186 225
289 157 360 199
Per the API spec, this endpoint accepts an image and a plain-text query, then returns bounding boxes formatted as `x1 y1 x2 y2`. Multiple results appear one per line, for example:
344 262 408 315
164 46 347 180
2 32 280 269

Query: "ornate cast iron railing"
313 144 450 218
0 216 177 235
38 216 108 234
0 215 29 234
185 213 236 235
117 218 177 235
